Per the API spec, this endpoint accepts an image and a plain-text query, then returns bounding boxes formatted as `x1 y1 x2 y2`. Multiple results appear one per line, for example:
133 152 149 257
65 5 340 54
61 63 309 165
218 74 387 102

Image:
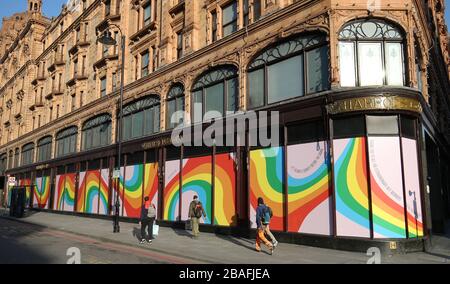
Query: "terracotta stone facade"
0 0 449 244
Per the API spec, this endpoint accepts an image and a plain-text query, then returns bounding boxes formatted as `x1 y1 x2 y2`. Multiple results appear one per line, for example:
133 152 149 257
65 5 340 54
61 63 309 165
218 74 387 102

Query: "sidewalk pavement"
0 208 449 264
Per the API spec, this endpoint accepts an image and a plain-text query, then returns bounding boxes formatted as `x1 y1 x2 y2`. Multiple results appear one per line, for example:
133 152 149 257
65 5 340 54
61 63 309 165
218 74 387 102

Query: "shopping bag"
153 224 159 236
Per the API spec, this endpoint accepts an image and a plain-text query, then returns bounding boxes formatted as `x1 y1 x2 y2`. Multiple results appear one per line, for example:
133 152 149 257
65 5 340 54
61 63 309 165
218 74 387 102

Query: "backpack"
262 206 272 224
147 205 156 218
194 202 203 218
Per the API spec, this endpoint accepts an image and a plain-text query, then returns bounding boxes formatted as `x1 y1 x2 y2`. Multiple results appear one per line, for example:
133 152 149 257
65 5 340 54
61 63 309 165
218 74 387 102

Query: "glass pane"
176 97 185 121
358 42 383 86
145 108 154 135
366 116 399 135
223 23 238 37
154 105 160 133
268 55 303 104
222 2 237 25
132 111 144 138
64 138 70 155
248 69 264 109
123 115 132 141
205 83 224 117
70 135 76 153
192 90 203 123
167 100 175 129
339 42 356 87
385 43 404 86
227 77 238 112
86 129 93 149
307 46 329 94
92 126 100 148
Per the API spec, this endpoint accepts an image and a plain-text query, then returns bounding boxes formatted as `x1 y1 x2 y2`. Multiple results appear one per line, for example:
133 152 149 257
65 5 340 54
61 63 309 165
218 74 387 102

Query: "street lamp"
98 24 125 233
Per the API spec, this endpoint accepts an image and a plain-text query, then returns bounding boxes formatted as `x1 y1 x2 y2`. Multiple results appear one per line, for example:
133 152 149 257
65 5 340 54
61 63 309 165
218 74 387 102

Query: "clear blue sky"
0 0 450 31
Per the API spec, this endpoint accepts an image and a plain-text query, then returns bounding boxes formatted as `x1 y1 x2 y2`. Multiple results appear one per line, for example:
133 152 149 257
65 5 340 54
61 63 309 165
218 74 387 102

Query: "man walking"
140 197 156 244
189 195 206 238
255 197 274 254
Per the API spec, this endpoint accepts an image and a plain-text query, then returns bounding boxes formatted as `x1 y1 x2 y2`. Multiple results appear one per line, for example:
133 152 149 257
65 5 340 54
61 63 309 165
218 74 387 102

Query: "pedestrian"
189 195 206 239
263 205 278 247
255 197 274 254
139 197 156 244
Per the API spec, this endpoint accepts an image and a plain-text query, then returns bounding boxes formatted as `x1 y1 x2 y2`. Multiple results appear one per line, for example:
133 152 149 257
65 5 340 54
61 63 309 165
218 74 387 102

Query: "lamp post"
97 24 125 233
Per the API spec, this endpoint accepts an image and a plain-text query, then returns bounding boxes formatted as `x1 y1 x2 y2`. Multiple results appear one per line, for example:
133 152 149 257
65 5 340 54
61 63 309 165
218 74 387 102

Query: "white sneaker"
273 241 278 247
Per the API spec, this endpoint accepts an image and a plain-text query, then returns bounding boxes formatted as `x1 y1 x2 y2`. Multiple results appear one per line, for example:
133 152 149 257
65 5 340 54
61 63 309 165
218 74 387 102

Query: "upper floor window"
253 0 261 21
0 153 6 175
222 1 238 38
191 66 239 123
176 32 183 60
82 114 111 151
339 19 405 87
122 95 160 141
56 126 78 158
14 148 20 168
247 33 329 109
37 136 53 162
166 84 185 129
143 2 152 26
211 10 218 42
141 50 150 77
105 0 111 17
21 143 35 166
100 76 107 97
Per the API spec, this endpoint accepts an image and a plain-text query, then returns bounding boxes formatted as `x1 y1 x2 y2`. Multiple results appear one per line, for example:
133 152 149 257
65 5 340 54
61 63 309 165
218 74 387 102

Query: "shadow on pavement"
0 217 53 264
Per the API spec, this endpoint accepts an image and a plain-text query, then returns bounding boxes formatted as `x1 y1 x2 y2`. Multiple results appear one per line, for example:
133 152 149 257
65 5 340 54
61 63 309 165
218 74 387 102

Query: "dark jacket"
256 204 268 228
189 200 206 218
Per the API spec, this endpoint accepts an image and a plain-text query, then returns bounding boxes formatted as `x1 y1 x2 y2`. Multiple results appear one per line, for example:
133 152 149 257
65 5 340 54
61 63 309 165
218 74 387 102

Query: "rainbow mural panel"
181 156 212 224
402 138 424 238
249 147 284 231
368 137 406 238
287 142 331 235
111 167 125 216
99 169 110 215
85 171 101 214
123 165 144 218
63 173 76 212
77 172 86 213
164 160 180 221
144 163 159 214
54 175 65 211
214 153 237 226
19 179 32 208
32 180 40 208
333 138 370 238
34 176 50 209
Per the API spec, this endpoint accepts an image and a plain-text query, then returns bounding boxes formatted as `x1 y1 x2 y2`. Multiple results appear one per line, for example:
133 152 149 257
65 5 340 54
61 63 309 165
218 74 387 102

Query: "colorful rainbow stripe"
369 137 406 238
111 167 125 216
249 147 284 231
19 179 32 208
77 172 87 213
181 156 212 223
214 153 236 226
144 163 159 212
34 176 51 209
85 171 101 214
334 138 370 238
99 169 110 215
123 165 144 218
63 173 76 212
287 142 331 234
55 175 65 211
164 160 180 221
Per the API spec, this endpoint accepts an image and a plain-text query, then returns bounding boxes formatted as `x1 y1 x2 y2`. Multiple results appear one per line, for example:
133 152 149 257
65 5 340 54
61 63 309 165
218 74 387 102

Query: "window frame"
222 1 238 38
37 136 53 162
191 66 239 123
121 95 161 141
338 19 406 87
56 126 78 158
247 33 330 109
82 114 112 151
166 84 185 130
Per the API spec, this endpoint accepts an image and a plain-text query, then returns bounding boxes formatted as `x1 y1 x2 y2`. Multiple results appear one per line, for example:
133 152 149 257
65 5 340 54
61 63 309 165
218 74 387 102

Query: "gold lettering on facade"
327 96 422 115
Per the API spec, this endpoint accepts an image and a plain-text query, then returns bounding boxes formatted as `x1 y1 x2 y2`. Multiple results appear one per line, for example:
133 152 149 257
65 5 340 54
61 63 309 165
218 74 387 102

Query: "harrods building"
0 0 449 252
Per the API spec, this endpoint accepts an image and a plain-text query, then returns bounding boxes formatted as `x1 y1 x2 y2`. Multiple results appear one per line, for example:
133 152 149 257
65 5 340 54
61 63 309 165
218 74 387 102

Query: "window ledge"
169 1 185 16
130 22 157 43
93 54 119 69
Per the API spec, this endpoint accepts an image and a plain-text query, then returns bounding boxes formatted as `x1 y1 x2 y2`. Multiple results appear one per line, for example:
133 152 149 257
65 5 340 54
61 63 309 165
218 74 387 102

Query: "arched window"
37 136 53 162
166 83 185 129
122 95 160 141
8 150 13 169
0 153 6 175
21 143 35 166
56 126 78 157
339 19 405 87
82 114 111 151
14 148 20 168
191 65 238 122
247 33 329 109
